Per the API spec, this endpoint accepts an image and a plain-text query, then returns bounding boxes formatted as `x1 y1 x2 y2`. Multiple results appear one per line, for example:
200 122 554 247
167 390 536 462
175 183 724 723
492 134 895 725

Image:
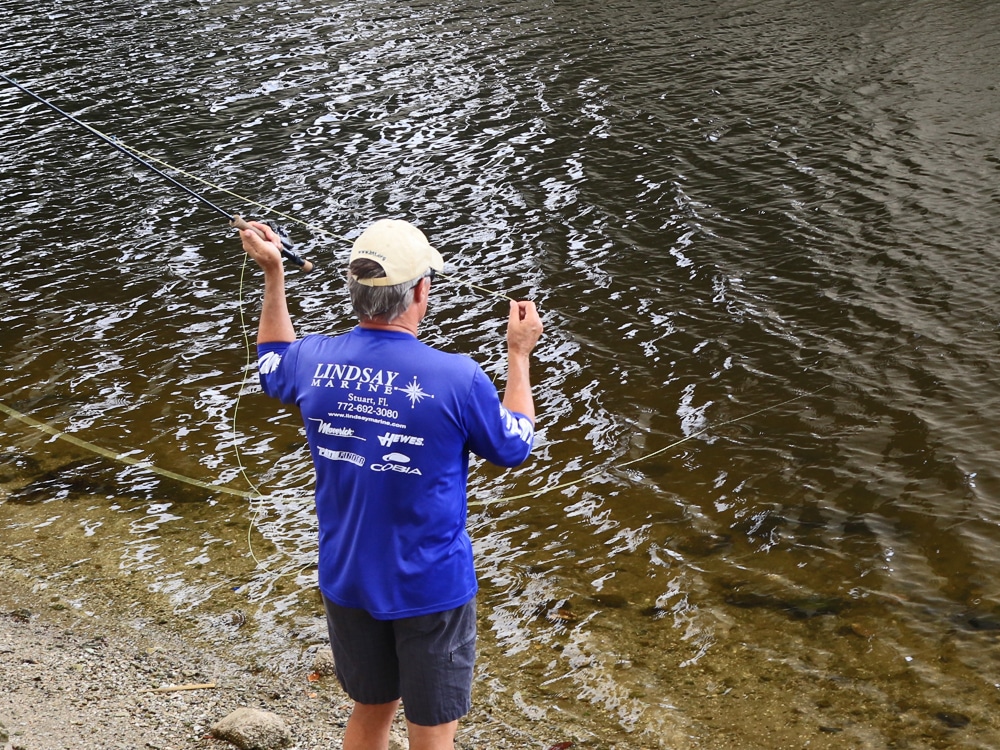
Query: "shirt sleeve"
257 341 297 404
463 366 535 468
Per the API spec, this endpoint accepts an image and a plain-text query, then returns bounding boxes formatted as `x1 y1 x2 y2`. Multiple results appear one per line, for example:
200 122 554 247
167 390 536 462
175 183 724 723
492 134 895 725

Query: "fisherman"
240 218 543 750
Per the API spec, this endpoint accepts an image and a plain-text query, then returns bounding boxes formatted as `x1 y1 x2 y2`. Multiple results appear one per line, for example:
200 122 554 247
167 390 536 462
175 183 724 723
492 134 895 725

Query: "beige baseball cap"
348 219 444 287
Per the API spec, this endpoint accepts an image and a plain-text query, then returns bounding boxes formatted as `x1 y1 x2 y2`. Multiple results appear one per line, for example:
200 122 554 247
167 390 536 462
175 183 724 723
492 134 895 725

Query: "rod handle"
231 214 314 273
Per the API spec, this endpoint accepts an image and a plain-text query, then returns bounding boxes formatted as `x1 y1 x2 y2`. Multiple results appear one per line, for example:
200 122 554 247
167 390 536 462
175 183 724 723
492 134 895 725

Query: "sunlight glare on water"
2 0 1000 746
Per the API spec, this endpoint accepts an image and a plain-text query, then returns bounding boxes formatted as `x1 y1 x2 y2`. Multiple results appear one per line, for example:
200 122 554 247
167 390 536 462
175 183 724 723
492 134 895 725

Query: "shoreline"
0 555 570 750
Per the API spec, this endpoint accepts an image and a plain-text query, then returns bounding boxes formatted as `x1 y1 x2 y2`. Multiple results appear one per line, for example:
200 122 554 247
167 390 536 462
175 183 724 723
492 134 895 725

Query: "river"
2 0 1000 747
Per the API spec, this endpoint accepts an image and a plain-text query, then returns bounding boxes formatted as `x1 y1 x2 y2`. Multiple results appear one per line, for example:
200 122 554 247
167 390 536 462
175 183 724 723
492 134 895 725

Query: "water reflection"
3 0 1000 745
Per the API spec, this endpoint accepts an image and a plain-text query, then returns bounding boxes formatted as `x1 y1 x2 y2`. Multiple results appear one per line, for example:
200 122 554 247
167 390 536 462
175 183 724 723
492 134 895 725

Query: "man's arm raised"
240 221 296 344
502 300 543 423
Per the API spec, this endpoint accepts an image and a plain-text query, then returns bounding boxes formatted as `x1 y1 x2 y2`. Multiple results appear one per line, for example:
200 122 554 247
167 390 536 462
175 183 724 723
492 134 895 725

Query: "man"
240 218 543 750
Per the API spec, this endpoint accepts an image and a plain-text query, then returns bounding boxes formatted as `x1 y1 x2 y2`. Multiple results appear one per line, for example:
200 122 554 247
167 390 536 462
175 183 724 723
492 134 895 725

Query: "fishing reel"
261 219 313 273
262 219 293 251
231 213 313 272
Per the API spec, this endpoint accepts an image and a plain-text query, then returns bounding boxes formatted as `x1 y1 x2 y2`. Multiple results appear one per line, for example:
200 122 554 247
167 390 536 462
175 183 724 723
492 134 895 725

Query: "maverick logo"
371 452 422 475
311 363 400 394
377 432 425 448
308 419 363 439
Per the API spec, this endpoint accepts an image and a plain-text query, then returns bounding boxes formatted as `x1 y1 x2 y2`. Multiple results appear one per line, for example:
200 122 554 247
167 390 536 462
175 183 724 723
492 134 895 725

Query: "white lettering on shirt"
378 432 425 448
311 363 400 393
317 447 366 466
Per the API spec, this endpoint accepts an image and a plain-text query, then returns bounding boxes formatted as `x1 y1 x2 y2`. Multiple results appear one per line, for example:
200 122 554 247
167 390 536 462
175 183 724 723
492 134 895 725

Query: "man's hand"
502 300 543 422
507 300 543 357
239 220 296 344
240 220 284 274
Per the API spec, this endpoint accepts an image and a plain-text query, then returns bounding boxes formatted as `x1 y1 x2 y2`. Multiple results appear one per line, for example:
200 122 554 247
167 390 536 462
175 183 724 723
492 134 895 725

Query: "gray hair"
347 258 417 322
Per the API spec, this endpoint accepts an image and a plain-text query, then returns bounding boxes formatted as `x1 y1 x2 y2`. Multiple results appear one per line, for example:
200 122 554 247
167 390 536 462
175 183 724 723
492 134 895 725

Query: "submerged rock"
935 711 971 729
958 611 1000 631
588 593 629 609
0 451 41 484
6 458 118 504
783 595 847 619
639 605 669 619
722 582 847 620
672 532 733 557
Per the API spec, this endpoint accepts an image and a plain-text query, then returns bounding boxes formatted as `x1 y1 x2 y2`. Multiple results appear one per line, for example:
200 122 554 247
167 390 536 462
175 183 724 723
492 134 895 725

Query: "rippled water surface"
3 0 1000 746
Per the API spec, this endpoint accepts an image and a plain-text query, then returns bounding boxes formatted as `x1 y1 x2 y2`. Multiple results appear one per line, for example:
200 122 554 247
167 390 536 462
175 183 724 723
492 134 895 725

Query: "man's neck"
358 318 419 337
356 287 426 337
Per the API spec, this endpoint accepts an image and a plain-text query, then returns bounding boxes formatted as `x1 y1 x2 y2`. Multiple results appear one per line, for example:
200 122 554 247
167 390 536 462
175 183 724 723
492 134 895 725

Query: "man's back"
258 326 534 619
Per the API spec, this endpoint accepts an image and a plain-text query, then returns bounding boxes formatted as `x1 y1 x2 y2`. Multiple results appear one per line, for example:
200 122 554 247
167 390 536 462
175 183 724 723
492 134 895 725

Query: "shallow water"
2 0 1000 746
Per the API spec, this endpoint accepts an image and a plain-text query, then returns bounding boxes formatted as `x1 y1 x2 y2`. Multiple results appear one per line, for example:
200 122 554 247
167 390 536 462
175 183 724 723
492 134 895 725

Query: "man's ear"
414 277 431 304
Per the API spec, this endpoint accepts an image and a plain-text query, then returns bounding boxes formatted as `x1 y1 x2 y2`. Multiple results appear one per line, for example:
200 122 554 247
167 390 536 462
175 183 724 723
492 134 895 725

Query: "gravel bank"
0 558 550 750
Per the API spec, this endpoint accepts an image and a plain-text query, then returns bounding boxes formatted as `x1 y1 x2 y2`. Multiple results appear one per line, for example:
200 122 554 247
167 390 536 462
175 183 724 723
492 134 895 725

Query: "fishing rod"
0 73 313 272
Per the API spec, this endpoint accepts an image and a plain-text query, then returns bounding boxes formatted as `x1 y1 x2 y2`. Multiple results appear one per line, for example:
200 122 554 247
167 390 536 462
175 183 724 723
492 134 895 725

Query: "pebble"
310 646 336 677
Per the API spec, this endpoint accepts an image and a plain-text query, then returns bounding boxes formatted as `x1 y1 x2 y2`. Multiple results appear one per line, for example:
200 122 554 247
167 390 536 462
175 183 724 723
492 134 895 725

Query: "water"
2 0 1000 746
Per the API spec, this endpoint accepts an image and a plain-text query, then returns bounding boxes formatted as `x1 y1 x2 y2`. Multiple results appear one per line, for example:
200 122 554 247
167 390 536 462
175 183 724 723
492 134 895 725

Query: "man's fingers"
507 300 543 355
513 301 541 327
242 220 280 248
511 300 537 321
240 224 284 272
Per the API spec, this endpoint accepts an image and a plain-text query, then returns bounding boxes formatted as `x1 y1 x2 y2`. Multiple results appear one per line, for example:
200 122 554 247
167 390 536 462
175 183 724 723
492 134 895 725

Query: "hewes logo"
378 432 425 448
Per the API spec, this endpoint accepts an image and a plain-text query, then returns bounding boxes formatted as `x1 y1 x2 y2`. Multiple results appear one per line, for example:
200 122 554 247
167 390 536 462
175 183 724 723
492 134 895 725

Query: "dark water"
2 0 1000 746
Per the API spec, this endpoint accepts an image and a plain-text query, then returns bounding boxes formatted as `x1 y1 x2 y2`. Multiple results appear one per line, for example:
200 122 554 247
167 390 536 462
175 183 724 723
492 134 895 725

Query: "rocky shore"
0 558 550 750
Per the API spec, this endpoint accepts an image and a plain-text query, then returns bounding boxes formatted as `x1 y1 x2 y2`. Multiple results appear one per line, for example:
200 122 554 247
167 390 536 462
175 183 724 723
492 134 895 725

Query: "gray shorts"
322 595 477 726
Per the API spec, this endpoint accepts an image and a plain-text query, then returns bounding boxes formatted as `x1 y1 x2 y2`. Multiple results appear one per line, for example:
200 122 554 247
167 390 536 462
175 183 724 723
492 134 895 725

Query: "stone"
210 707 291 750
311 646 336 676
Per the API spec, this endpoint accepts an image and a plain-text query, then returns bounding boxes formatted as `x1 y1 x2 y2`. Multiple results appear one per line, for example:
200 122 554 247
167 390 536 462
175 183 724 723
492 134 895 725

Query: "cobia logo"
371 452 422 475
